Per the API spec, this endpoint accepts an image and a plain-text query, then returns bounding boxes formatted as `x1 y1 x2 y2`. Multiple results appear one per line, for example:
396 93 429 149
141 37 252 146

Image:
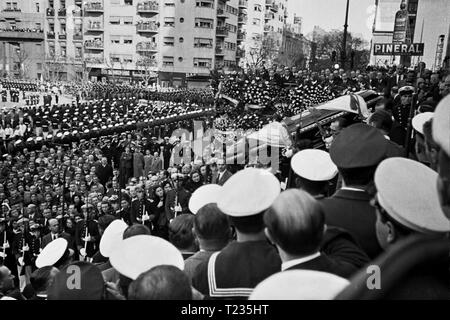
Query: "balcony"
264 13 272 20
2 8 22 12
72 10 82 17
58 8 66 17
215 46 225 56
136 22 159 34
84 40 104 50
136 58 157 67
85 56 105 67
58 34 67 40
47 32 56 39
237 32 246 41
270 4 278 12
86 22 103 32
265 0 273 6
0 28 45 41
84 2 104 13
216 27 229 37
136 42 158 52
238 0 248 8
137 1 159 15
237 15 247 24
217 9 229 19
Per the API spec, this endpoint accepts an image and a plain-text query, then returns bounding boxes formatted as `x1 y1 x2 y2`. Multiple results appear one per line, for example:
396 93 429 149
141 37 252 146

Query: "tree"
44 54 65 81
307 29 370 71
137 56 157 86
246 34 279 70
14 46 30 79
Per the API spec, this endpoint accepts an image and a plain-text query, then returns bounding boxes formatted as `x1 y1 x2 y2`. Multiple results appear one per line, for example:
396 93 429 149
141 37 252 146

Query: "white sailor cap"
432 95 450 156
249 270 349 300
189 184 222 214
99 219 128 258
110 235 184 280
35 238 68 268
217 168 280 217
412 112 433 135
374 157 450 234
291 149 338 181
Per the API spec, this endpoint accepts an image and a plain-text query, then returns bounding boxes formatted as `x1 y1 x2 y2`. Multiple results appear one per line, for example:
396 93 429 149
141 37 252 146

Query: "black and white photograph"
0 0 449 306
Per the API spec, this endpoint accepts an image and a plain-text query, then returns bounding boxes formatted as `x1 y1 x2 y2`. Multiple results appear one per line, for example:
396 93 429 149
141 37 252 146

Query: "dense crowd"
0 62 449 300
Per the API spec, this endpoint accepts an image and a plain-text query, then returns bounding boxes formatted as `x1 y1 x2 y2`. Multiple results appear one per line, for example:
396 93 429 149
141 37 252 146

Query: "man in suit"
41 219 73 249
320 123 388 260
150 151 163 173
133 146 145 178
264 189 369 279
211 159 232 186
95 156 113 187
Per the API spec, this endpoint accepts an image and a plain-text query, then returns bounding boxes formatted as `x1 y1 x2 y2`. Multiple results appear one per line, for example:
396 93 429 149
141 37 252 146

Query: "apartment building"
0 0 46 79
237 0 288 68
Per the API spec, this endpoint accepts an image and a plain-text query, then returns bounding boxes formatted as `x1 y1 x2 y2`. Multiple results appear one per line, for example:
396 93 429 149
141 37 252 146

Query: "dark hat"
47 261 105 300
398 86 414 96
330 123 387 169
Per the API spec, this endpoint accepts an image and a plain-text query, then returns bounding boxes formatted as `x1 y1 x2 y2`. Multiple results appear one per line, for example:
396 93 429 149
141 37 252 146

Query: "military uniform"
75 219 99 258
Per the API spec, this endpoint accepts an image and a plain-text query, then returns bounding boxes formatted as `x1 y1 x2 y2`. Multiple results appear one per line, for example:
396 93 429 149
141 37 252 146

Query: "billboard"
374 0 403 32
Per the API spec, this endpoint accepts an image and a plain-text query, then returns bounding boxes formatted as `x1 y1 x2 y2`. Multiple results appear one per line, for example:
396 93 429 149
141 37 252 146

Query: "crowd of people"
0 61 449 300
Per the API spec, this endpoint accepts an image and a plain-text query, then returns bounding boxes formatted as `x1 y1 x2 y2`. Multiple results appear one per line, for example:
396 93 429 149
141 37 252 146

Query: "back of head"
264 189 324 256
128 265 192 300
123 224 151 239
30 266 59 294
98 214 117 233
194 203 230 242
169 214 195 250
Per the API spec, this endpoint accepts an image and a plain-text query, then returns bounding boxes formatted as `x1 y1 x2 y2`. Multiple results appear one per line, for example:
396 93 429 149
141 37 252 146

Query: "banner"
392 5 408 43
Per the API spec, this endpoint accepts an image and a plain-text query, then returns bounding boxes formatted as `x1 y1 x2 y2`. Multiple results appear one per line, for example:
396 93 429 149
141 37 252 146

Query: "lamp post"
341 0 350 69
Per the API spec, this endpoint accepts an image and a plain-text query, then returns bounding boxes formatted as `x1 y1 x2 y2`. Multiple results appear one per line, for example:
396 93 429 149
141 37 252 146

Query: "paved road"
0 92 75 110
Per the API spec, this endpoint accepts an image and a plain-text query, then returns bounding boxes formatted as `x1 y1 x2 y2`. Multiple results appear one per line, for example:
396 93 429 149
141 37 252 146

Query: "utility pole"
341 0 350 69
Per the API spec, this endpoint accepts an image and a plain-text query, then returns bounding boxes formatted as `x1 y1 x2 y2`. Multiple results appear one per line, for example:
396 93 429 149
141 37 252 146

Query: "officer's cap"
189 184 222 214
110 235 184 280
375 157 450 234
412 112 433 135
291 149 338 181
330 123 387 169
99 219 128 258
432 95 450 156
217 168 280 217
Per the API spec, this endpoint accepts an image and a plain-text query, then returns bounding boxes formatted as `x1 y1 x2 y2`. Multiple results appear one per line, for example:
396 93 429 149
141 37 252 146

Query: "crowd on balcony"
0 27 43 33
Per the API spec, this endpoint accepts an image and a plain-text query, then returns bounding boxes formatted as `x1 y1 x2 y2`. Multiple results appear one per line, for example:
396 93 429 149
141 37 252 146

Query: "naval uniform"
130 198 157 230
192 240 281 299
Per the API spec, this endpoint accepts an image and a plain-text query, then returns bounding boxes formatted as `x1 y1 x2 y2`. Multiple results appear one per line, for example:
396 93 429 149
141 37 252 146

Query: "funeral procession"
1 0 450 307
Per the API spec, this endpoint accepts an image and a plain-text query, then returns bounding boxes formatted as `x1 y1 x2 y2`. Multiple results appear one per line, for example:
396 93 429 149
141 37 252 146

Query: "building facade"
0 0 46 79
1 0 300 85
369 0 448 69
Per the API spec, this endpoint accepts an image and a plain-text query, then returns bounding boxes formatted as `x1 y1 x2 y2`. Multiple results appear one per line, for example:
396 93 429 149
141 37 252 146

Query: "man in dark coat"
119 146 133 188
320 124 388 259
264 189 369 279
130 186 157 231
95 156 113 186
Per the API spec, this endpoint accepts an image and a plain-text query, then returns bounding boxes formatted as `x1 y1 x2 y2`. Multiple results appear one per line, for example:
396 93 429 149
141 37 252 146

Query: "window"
61 46 66 57
111 36 120 44
123 55 133 63
12 2 18 10
225 23 237 33
164 2 175 7
110 55 120 63
123 38 133 44
224 42 236 51
75 47 82 58
37 63 42 70
49 23 55 32
253 18 260 26
196 0 213 8
179 18 184 23
109 16 120 25
254 4 261 12
60 23 66 33
226 5 238 15
194 38 213 48
124 0 133 5
36 3 40 12
178 57 183 62
179 37 184 43
36 23 41 30
164 17 175 27
163 37 174 46
123 17 133 25
194 18 213 29
6 2 11 10
193 57 212 68
162 56 174 66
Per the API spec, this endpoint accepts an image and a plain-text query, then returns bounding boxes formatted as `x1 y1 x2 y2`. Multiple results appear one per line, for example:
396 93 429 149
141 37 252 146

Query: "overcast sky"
288 0 375 40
